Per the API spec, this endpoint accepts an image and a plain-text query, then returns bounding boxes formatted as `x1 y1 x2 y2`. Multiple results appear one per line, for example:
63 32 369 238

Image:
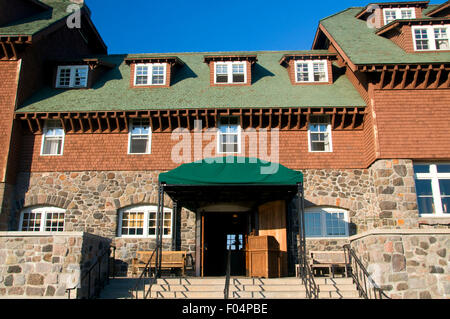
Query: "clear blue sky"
85 0 442 54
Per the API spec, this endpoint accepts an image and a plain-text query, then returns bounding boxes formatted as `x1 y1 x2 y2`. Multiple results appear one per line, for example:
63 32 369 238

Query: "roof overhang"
376 17 450 35
279 53 337 67
124 56 184 66
426 1 450 17
203 55 258 64
355 1 430 19
50 58 116 69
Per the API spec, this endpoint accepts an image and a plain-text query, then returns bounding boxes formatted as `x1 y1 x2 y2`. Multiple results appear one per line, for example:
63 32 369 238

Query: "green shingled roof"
0 0 79 36
320 6 450 65
16 51 366 113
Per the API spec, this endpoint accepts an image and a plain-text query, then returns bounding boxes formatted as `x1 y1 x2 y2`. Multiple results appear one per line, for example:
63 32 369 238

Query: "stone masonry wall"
350 230 450 299
0 232 111 299
12 171 197 275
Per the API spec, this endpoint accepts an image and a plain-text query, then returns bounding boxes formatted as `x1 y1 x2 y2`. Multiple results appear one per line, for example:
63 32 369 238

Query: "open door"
257 200 288 276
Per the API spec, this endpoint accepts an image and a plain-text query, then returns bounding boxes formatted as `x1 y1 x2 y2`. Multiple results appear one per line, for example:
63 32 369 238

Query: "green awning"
158 157 303 186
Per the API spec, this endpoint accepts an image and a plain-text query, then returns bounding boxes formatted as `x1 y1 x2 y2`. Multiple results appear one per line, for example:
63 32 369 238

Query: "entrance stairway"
99 276 361 299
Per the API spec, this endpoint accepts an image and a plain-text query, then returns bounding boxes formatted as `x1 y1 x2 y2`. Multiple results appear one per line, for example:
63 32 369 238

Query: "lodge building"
0 0 449 299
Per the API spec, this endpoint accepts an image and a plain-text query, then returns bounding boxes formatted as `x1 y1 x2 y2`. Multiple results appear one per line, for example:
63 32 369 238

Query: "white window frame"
117 205 173 238
128 119 152 155
307 117 333 153
305 207 349 239
412 25 450 51
216 116 242 155
18 206 65 232
214 61 247 84
134 63 167 86
414 163 450 217
294 60 329 83
56 65 89 88
383 8 415 25
40 120 65 156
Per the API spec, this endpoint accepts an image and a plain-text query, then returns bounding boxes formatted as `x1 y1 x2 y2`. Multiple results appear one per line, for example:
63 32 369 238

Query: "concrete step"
313 277 354 285
152 291 225 299
151 284 307 292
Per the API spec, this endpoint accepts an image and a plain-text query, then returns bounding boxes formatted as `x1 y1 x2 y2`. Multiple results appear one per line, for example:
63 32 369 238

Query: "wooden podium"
246 235 282 278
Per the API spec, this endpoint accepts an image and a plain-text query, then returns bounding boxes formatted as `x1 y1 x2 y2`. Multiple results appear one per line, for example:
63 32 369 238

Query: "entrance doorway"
203 212 249 276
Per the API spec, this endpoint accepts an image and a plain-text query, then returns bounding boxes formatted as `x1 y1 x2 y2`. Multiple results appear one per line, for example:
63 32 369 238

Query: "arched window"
19 206 65 232
304 207 349 238
118 205 172 238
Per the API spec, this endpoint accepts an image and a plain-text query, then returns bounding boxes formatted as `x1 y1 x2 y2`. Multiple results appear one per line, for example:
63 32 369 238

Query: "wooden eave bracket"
0 36 32 60
203 55 258 65
51 58 116 70
14 106 367 134
124 56 185 67
279 53 337 67
356 63 450 73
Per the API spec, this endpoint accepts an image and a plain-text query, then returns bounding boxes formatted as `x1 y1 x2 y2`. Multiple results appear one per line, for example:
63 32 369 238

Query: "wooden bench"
132 251 187 276
309 251 349 278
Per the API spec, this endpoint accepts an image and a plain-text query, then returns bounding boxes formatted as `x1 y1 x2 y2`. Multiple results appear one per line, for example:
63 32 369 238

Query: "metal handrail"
129 246 158 299
343 244 390 299
66 245 115 299
298 252 319 299
224 249 232 299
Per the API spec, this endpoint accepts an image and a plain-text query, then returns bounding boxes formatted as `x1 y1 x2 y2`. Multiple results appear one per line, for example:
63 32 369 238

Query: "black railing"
224 249 232 299
343 244 390 299
129 246 159 299
297 183 319 299
66 245 116 299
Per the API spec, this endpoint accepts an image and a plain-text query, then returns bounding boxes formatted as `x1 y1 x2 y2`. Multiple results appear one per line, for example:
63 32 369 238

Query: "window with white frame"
56 65 89 88
214 62 246 84
118 205 172 237
217 116 241 154
41 120 65 156
413 25 450 51
305 207 349 238
19 207 65 232
134 63 167 86
128 118 151 154
383 8 415 25
308 116 332 152
414 163 450 216
295 60 328 83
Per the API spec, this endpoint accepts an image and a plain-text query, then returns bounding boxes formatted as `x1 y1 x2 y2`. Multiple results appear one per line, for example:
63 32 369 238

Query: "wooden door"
257 200 288 276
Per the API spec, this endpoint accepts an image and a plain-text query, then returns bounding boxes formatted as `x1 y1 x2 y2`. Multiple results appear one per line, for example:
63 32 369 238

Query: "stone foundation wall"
349 229 450 299
12 171 197 275
0 232 111 299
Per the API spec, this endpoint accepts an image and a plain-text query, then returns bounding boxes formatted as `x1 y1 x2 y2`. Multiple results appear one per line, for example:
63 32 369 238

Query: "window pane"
326 213 346 236
42 137 63 155
136 66 149 85
74 67 88 87
414 164 430 174
434 28 449 50
45 212 64 232
130 137 149 154
415 179 435 214
121 212 144 236
437 164 450 173
58 68 71 87
313 62 327 82
311 142 326 152
297 63 309 82
415 29 429 50
22 212 42 231
305 213 322 237
216 74 228 83
415 179 433 196
232 74 245 83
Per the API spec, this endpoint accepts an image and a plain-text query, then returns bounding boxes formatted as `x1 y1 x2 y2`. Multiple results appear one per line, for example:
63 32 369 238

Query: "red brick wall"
374 89 450 159
384 25 415 53
18 127 367 172
0 61 20 183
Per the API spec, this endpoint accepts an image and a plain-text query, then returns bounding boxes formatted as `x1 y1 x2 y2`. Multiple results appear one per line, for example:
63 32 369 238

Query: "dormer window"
214 62 246 84
295 60 328 83
134 63 167 86
56 65 89 88
383 8 415 25
413 25 450 51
